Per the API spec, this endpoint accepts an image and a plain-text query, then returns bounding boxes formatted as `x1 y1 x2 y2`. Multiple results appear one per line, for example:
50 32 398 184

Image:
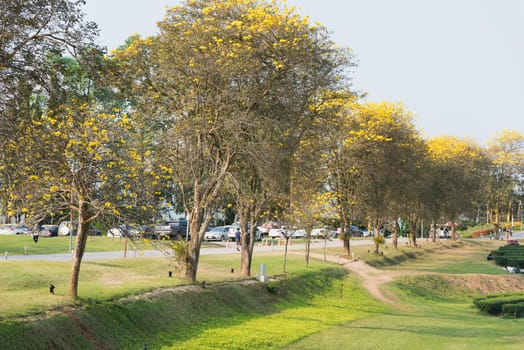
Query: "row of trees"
1 0 523 298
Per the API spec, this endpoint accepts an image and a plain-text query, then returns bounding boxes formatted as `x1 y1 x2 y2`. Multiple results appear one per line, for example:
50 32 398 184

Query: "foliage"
484 130 524 225
0 0 98 210
473 292 524 316
491 244 524 268
501 302 524 318
113 0 352 281
426 136 490 240
170 239 190 274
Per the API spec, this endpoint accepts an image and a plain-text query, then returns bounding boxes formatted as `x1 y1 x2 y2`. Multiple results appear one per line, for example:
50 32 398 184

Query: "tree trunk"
239 214 251 276
185 208 212 282
305 230 311 267
69 201 89 299
431 218 437 242
392 221 399 249
283 237 290 272
450 218 457 241
373 217 380 253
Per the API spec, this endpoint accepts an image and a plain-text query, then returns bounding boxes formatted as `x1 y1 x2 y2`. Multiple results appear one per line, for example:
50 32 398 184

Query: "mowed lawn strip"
287 239 524 350
165 272 386 350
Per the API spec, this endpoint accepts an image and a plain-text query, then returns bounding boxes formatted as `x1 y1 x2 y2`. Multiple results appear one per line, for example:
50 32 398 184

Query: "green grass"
0 235 129 255
286 274 524 350
168 271 385 350
2 237 524 349
0 251 336 317
0 266 385 350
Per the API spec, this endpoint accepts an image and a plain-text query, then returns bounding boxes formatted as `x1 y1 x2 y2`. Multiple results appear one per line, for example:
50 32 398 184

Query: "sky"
84 0 524 145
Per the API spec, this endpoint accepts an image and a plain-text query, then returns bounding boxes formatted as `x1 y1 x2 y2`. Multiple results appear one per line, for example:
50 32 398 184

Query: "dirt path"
307 253 405 307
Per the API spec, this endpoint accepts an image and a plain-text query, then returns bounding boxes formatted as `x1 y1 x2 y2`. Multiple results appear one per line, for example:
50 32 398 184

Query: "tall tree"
114 0 351 281
485 130 524 229
0 0 98 220
426 136 489 240
4 49 156 298
343 102 423 252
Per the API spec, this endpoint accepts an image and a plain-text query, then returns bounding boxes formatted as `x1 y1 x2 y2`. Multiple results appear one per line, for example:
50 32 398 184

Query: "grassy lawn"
0 250 334 318
286 276 524 350
0 235 129 255
2 237 524 349
284 239 524 350
167 273 386 350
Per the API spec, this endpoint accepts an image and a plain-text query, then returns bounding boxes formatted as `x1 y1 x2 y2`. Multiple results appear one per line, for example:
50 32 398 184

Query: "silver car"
204 226 230 241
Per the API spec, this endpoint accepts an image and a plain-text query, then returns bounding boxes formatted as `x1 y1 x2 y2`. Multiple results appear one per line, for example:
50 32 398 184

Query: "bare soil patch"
440 273 524 295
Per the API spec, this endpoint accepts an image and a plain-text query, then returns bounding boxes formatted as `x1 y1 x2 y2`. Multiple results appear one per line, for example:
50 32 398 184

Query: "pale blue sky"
85 0 524 145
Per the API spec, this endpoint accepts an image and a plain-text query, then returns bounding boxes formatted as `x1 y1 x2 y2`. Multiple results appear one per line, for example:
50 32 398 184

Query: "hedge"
491 245 524 268
501 302 524 318
473 293 524 316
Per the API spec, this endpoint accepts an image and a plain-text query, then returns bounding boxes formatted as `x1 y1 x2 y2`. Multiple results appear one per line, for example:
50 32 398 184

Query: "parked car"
204 226 230 241
0 224 15 234
58 221 101 236
311 227 336 239
288 229 306 238
267 227 286 239
350 225 363 237
0 224 30 235
38 225 59 237
13 224 30 235
256 221 286 239
107 224 149 238
228 224 262 241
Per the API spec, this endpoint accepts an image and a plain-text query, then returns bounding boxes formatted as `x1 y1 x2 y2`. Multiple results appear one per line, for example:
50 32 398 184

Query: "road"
5 233 522 262
5 237 393 261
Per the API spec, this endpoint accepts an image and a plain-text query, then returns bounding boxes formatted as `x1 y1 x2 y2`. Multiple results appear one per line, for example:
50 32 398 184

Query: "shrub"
501 302 524 318
491 245 524 268
473 293 524 315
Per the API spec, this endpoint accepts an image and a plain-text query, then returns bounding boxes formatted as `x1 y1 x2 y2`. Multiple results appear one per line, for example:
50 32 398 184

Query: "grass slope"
287 240 524 350
0 267 385 350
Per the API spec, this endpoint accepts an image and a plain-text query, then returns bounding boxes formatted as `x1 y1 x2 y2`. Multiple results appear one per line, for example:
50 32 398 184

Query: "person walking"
235 227 241 251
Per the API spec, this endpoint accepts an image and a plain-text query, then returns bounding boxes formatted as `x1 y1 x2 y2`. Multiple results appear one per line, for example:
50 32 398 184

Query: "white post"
257 263 268 283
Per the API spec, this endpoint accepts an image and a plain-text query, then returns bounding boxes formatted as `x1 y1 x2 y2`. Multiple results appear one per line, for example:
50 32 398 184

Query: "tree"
343 102 423 252
114 0 352 281
426 136 489 240
0 0 97 147
0 0 99 224
485 130 524 231
3 49 157 298
320 92 359 256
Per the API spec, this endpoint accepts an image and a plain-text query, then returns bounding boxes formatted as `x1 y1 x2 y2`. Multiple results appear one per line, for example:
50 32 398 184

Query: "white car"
311 227 336 239
228 224 263 241
0 224 31 235
107 225 143 238
59 221 101 236
204 226 230 241
288 229 306 238
13 224 30 235
268 227 286 238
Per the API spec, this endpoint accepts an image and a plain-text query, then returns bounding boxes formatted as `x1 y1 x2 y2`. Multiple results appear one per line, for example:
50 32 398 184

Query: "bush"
501 302 524 318
473 293 524 315
491 245 524 268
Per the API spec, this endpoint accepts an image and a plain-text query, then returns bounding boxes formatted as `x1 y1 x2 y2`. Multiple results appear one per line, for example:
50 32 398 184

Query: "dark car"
39 225 59 237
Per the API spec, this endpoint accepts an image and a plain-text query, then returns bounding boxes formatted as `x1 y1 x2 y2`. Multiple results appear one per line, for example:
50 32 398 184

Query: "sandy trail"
307 253 404 306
